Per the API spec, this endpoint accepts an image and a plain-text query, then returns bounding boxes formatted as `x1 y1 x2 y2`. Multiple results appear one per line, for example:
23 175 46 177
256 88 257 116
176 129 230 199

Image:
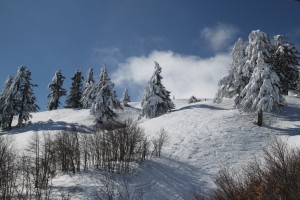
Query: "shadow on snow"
133 156 212 199
173 103 227 113
1 119 93 135
266 104 300 136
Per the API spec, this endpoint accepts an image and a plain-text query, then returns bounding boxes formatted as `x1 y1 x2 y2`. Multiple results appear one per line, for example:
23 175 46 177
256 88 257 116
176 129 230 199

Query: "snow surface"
1 97 300 199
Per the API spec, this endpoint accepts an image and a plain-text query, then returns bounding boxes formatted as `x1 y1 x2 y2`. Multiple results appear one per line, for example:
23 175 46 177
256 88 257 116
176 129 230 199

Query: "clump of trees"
0 66 39 130
214 30 299 126
0 136 17 200
0 61 176 130
187 96 201 104
0 119 154 199
141 61 175 118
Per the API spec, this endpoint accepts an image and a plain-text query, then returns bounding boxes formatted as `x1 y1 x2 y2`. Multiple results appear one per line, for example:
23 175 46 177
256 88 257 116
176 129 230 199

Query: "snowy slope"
1 97 300 199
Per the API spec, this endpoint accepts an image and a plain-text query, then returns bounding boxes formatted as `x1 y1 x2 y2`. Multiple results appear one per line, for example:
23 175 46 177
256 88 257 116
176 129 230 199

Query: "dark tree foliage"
65 70 84 108
271 35 300 95
17 70 40 127
47 70 67 110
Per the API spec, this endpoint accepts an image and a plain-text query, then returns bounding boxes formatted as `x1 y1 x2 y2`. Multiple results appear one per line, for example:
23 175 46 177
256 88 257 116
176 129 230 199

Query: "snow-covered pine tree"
215 30 274 108
121 88 131 107
187 95 200 104
47 70 67 110
272 35 300 95
16 70 40 126
141 62 175 118
0 75 14 128
90 66 118 124
214 38 248 104
1 66 27 129
65 70 84 108
239 51 283 126
1 67 39 129
112 91 122 109
81 68 95 108
1 89 15 130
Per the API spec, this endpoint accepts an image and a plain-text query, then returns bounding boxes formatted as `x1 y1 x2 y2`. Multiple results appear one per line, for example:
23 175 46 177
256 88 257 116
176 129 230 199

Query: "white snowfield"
1 96 300 199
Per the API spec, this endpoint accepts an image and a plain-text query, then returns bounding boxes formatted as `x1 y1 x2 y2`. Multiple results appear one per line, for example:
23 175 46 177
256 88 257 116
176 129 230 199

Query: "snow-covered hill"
1 97 300 199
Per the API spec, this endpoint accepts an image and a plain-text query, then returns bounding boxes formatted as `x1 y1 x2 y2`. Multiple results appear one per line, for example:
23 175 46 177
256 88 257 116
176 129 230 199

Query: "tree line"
0 61 174 130
215 30 300 126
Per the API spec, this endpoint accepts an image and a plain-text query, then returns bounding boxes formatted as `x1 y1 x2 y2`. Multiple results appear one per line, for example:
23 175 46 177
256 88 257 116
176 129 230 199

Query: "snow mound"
1 97 300 199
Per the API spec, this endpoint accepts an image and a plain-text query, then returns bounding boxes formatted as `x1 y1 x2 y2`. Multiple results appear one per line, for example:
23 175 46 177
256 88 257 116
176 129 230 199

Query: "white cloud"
112 50 231 100
201 23 239 51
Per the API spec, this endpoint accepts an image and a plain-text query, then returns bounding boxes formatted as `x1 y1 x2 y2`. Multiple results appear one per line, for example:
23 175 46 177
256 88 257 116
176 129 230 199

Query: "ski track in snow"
1 97 300 199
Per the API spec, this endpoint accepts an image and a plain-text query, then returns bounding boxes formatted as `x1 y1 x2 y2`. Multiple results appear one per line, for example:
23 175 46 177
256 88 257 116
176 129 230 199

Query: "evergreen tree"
65 70 84 108
141 62 175 118
90 66 118 124
0 75 14 128
47 70 67 110
187 96 200 104
214 30 274 107
214 38 248 104
17 70 40 126
1 66 27 129
112 91 122 109
272 35 300 95
81 68 95 108
239 52 283 126
1 67 39 129
121 88 131 107
1 89 15 130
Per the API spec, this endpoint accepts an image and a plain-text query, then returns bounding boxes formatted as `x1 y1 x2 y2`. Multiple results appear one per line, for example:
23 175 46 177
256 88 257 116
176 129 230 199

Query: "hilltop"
1 97 300 199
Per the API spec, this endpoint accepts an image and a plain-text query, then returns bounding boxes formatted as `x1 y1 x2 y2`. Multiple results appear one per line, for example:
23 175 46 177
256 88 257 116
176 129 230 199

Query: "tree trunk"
257 109 263 126
283 80 289 96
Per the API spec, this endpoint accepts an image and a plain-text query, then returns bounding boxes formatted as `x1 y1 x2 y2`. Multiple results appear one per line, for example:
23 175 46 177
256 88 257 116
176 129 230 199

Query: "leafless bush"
54 129 81 173
198 138 300 200
0 120 151 198
0 136 18 199
16 132 56 199
91 119 150 173
80 133 93 171
152 128 169 157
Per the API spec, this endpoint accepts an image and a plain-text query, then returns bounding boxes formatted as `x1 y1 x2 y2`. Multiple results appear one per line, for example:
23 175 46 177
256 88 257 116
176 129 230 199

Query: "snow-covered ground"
1 96 300 199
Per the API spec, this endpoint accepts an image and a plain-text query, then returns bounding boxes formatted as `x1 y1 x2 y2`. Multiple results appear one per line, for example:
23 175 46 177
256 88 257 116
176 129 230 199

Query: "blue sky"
1 0 300 110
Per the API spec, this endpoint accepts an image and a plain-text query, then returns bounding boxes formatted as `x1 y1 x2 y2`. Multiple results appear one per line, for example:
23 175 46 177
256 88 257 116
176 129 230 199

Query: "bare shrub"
0 136 18 199
152 128 168 157
20 132 56 199
54 129 81 173
92 119 150 173
209 138 300 200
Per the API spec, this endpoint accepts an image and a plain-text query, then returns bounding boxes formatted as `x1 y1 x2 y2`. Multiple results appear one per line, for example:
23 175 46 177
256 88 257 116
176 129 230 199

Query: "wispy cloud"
91 47 122 66
201 23 239 52
112 50 231 100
